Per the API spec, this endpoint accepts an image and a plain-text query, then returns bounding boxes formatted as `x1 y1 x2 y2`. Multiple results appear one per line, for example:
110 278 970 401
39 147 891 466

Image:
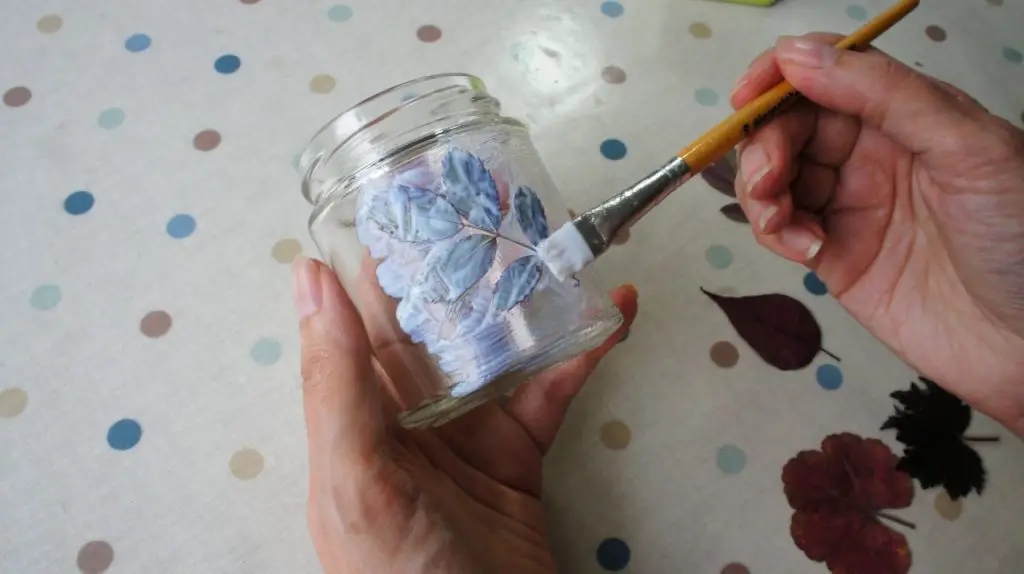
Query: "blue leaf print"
442 148 501 232
390 184 462 243
417 234 497 303
493 255 544 311
513 186 549 246
396 295 433 344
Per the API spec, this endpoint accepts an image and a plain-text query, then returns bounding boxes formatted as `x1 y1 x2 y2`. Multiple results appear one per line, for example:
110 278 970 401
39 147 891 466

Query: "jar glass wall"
298 74 622 428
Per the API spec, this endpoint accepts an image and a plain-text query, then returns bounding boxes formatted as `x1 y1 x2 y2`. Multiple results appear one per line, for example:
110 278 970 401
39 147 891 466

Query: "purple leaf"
700 154 738 198
442 148 502 232
513 186 549 246
720 203 749 223
493 255 544 311
417 234 497 303
389 184 462 243
701 287 835 370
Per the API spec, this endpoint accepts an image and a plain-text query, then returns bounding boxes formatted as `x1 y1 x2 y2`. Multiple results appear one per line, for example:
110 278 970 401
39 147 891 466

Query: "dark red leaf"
701 288 836 370
720 203 748 223
783 433 915 574
699 151 737 197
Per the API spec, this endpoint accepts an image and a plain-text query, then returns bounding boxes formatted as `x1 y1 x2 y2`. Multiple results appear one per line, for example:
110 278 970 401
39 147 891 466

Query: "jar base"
397 310 624 428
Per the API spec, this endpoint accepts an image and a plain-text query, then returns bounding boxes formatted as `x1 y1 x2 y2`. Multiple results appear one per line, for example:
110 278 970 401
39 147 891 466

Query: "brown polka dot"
925 25 947 42
37 14 63 34
3 86 31 107
934 489 963 521
309 73 336 94
567 208 578 218
601 65 627 84
612 228 630 245
721 563 750 574
710 341 739 368
689 22 712 39
417 25 442 43
192 129 221 151
0 388 28 418
271 238 303 263
599 419 632 450
230 448 265 479
76 541 114 574
140 311 172 338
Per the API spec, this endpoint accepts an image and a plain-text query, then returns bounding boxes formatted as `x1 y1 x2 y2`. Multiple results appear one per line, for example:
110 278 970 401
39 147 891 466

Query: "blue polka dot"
846 4 868 21
816 364 843 390
600 138 627 160
1003 46 1023 64
30 284 61 310
97 107 125 129
327 4 353 22
166 214 196 239
716 444 747 474
124 33 151 53
803 271 828 295
705 244 733 269
400 92 419 103
596 538 631 571
107 418 142 450
64 190 94 215
601 1 624 18
695 87 720 106
214 54 241 74
251 337 283 365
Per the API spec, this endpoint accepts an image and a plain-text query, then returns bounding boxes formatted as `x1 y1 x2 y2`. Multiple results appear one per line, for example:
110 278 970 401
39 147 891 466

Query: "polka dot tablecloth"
2 1 1024 573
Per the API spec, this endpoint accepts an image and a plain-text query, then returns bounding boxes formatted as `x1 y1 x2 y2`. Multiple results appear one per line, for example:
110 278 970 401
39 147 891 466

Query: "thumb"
293 257 385 465
774 36 979 156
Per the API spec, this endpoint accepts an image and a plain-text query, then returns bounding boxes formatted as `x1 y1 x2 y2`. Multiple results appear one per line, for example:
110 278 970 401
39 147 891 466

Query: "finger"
753 211 826 266
505 284 640 454
349 254 445 414
801 109 862 168
294 257 386 465
791 159 838 213
773 35 981 157
731 32 844 109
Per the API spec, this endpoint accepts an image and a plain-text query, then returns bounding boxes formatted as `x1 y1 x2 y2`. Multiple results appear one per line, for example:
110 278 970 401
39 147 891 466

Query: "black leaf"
880 377 997 500
720 203 749 223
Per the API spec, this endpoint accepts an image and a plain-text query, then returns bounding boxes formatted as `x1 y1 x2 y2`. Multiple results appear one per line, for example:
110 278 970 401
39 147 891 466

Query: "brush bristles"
537 222 595 281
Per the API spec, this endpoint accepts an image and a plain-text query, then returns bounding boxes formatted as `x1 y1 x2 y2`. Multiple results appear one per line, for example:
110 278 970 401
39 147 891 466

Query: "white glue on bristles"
537 222 595 281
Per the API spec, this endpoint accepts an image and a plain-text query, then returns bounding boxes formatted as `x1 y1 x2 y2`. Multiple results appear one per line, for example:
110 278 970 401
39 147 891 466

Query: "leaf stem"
820 347 841 362
462 223 536 251
963 435 1001 443
876 511 916 530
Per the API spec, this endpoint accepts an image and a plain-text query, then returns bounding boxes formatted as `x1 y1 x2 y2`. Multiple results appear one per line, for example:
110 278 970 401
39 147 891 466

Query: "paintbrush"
536 0 920 280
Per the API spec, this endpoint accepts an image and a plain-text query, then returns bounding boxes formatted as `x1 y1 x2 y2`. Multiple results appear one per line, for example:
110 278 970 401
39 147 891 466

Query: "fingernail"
740 142 771 195
776 36 838 69
292 257 323 319
777 226 824 262
758 204 779 233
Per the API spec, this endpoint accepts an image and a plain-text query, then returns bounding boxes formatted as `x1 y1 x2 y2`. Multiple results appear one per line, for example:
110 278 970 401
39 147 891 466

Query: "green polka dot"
716 444 747 474
250 337 283 365
30 285 61 310
1003 46 1023 64
97 107 125 129
705 244 733 269
695 87 720 107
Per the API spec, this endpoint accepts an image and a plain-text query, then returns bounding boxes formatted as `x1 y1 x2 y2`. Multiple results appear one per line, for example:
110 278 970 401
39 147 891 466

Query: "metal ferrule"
574 156 692 257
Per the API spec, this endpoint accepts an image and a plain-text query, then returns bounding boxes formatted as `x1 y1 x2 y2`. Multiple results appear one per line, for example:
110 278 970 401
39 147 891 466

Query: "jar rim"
298 73 487 204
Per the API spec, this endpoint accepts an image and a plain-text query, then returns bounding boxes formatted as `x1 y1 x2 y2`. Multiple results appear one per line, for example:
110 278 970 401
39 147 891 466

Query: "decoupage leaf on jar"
701 288 838 370
881 377 996 500
417 234 497 303
513 186 549 246
783 433 915 574
700 148 738 197
389 184 462 242
356 192 400 258
720 202 749 223
493 255 544 311
442 148 502 232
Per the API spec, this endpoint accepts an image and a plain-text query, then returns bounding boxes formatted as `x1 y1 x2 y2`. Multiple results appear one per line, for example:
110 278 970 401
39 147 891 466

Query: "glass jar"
297 74 622 428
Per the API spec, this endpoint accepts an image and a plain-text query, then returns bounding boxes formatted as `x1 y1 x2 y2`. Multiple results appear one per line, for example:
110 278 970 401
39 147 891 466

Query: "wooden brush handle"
678 0 920 173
